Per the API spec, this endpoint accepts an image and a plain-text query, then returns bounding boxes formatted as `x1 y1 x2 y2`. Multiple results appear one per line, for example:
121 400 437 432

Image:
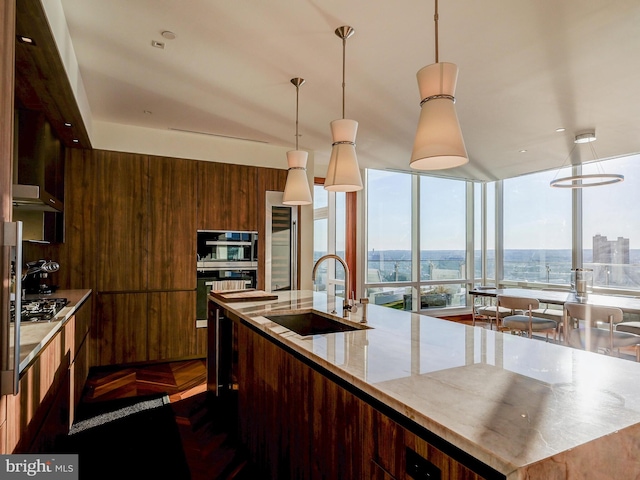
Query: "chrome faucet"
312 254 352 317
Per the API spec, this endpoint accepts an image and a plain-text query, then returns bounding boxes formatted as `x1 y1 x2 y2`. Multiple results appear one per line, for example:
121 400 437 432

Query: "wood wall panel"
96 293 148 365
148 156 197 290
21 147 288 368
63 149 98 290
197 161 259 232
96 150 149 292
148 291 197 361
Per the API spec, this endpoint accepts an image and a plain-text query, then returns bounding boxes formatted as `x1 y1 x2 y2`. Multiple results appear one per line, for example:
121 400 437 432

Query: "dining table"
469 286 640 346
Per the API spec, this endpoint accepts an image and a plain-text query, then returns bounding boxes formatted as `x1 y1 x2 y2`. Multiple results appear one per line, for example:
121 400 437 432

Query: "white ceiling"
57 0 640 181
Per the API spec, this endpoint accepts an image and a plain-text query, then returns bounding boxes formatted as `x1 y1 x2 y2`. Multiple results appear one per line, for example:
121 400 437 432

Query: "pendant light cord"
295 83 300 149
341 35 347 119
290 77 305 150
434 0 439 63
335 26 354 120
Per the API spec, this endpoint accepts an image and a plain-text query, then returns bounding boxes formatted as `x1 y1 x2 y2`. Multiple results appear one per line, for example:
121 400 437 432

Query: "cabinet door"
96 150 149 291
64 149 99 289
148 156 197 290
73 297 92 358
197 161 258 231
148 291 197 361
6 328 71 453
70 334 90 427
96 293 148 365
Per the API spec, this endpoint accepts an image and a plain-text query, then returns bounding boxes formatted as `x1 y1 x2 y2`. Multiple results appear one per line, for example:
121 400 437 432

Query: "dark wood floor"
79 359 261 480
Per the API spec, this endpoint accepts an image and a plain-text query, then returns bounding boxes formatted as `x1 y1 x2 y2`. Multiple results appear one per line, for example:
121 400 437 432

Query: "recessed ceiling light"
64 122 72 127
16 35 36 45
151 40 165 49
161 31 176 40
72 139 79 143
555 127 566 132
519 149 527 153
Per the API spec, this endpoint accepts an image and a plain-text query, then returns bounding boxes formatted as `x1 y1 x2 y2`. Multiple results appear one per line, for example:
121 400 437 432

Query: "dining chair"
473 298 514 331
532 288 570 341
564 302 640 361
497 295 558 341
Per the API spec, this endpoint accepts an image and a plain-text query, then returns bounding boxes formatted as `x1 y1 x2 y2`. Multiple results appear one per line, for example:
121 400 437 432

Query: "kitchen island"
209 290 640 480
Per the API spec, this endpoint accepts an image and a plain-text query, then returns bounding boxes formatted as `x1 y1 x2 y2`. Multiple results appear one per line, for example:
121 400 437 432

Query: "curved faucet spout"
312 254 350 302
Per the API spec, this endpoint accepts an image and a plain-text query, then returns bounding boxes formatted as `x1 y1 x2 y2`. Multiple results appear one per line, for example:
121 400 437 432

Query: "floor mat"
58 393 191 480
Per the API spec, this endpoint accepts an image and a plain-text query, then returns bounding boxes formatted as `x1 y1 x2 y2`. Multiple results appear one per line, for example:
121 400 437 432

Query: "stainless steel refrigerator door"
1 221 22 395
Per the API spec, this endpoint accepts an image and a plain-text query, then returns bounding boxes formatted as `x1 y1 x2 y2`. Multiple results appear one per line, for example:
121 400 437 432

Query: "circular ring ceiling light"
550 173 624 188
549 130 624 188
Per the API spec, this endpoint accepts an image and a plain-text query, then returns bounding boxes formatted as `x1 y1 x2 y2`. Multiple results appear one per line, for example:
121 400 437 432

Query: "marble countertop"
15 289 92 372
210 290 640 479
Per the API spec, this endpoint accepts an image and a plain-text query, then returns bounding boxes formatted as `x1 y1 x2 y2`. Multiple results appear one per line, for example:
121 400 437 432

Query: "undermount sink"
264 310 369 336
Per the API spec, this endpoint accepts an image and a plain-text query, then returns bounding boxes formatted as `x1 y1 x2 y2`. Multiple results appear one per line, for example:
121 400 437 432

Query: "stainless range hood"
13 109 65 213
12 184 63 212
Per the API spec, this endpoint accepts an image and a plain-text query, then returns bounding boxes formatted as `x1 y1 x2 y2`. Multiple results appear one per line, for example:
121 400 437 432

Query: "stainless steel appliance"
11 297 68 323
22 259 60 294
2 221 23 395
265 191 298 292
196 230 258 321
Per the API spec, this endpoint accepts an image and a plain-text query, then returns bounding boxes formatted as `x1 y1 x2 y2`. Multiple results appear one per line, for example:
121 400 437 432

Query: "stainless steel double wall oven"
196 230 258 321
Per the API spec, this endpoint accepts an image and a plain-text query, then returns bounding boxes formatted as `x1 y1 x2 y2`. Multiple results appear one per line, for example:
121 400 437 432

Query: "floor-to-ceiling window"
582 154 640 291
365 170 413 308
502 168 573 286
419 176 467 309
313 184 347 297
362 152 640 314
365 169 471 312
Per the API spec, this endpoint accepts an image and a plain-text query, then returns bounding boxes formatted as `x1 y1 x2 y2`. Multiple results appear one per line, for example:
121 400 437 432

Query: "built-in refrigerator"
1 221 22 395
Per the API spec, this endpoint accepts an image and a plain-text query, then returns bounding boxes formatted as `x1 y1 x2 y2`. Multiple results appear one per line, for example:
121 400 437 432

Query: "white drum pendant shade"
282 150 312 205
324 118 362 192
410 62 468 170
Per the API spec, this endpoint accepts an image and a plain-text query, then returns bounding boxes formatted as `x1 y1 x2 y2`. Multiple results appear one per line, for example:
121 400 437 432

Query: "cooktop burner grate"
10 298 68 323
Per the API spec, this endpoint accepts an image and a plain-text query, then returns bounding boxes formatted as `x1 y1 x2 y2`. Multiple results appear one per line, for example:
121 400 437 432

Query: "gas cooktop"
10 298 68 323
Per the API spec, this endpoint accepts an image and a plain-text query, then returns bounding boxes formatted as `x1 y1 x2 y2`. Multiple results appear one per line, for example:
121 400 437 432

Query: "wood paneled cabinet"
148 291 198 360
235 319 489 480
197 161 258 231
97 291 201 365
96 151 149 292
70 297 92 422
96 292 148 366
5 298 92 453
148 155 197 291
95 151 197 292
60 149 287 366
92 151 200 365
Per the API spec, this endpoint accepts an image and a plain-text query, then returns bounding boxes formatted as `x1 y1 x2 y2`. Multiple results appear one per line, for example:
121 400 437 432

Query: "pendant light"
282 78 313 205
410 0 468 170
550 131 624 188
324 26 363 192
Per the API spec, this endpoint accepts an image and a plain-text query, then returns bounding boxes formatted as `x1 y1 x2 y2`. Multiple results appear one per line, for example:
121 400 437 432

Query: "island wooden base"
236 318 495 480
